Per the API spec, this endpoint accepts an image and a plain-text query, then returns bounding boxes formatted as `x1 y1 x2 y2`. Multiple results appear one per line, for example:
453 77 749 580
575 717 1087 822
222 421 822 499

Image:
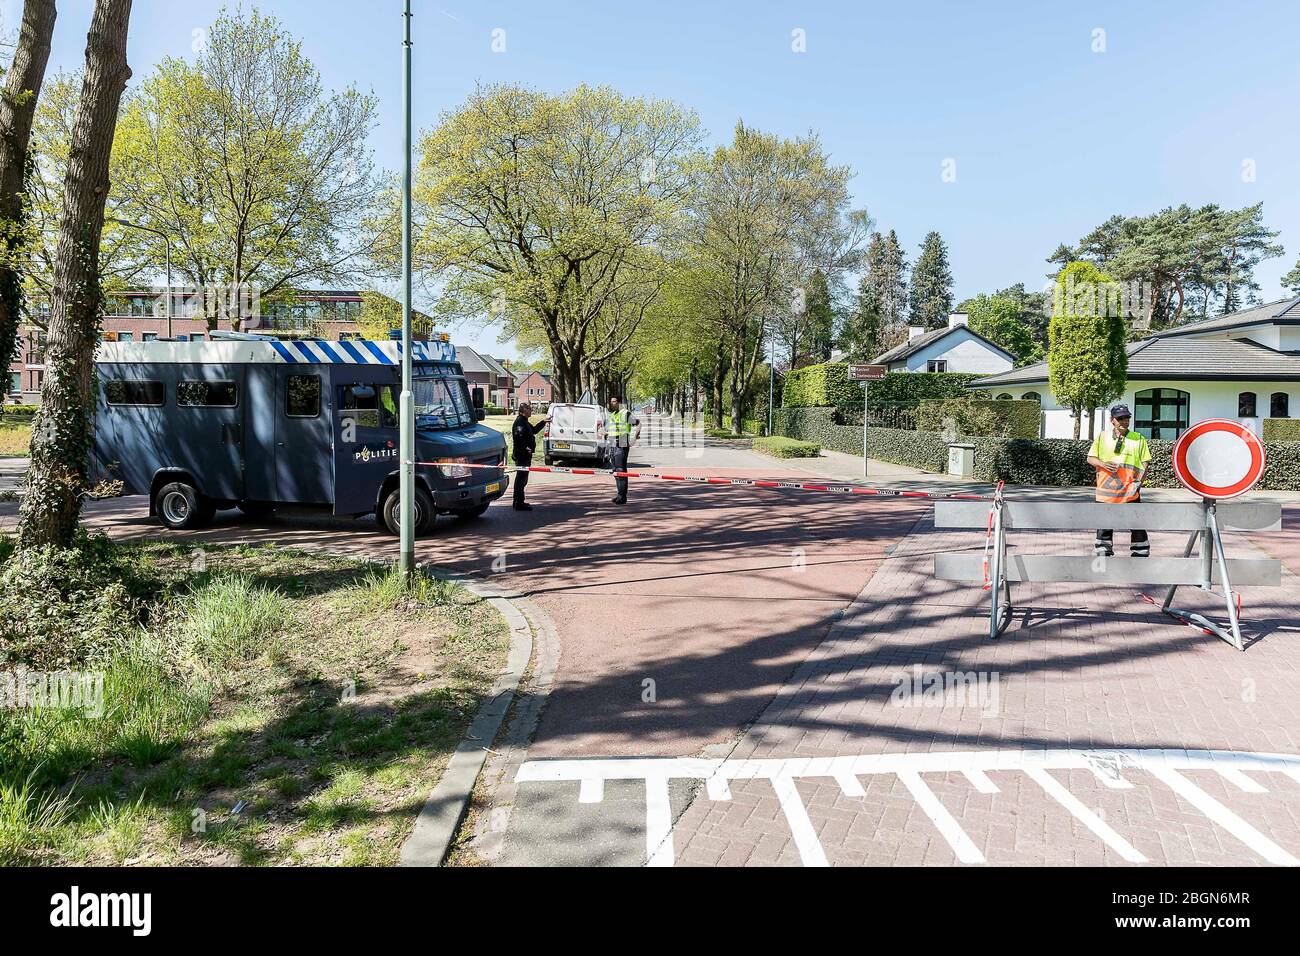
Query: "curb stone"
398 571 535 867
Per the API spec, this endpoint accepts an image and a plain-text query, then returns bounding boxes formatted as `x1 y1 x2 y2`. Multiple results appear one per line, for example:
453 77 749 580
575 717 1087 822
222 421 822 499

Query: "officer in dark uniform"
512 401 549 511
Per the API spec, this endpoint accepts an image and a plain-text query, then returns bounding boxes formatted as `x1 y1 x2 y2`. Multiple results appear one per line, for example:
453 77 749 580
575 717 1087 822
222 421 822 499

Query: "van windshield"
413 373 474 430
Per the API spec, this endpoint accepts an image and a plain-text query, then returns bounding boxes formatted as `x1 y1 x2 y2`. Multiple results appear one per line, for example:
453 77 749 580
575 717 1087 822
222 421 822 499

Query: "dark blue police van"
91 335 508 534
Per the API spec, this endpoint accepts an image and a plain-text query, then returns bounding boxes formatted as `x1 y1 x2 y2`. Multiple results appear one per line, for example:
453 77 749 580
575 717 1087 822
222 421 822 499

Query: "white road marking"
1024 767 1147 863
835 772 866 797
896 770 985 863
645 776 674 867
1144 765 1299 867
514 749 1300 867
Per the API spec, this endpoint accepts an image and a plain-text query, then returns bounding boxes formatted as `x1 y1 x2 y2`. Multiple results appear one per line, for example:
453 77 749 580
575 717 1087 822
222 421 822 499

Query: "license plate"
485 481 501 494
552 441 570 449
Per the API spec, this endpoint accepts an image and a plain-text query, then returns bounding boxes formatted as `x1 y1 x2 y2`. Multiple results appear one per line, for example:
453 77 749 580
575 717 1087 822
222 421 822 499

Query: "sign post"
847 364 887 477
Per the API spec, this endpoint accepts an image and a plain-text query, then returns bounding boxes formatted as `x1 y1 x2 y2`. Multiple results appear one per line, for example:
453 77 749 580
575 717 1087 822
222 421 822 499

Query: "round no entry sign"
1171 418 1266 499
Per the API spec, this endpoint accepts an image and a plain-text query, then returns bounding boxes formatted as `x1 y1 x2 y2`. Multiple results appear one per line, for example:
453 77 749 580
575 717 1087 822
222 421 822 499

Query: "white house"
871 313 1016 375
971 296 1300 439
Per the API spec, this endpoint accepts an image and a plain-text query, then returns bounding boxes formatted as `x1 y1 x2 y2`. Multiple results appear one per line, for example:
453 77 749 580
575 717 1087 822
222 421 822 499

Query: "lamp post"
398 0 416 581
110 218 172 338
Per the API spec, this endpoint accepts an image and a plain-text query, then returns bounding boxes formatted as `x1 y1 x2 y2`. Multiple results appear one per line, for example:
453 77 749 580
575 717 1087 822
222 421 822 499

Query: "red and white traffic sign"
1171 419 1266 499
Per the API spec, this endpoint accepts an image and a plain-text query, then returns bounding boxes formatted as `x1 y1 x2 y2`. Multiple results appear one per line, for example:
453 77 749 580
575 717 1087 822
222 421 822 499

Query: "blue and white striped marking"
269 338 455 365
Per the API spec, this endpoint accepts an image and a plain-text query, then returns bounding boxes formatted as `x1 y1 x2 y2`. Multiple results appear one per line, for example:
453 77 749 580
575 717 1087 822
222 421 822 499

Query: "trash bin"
947 443 975 477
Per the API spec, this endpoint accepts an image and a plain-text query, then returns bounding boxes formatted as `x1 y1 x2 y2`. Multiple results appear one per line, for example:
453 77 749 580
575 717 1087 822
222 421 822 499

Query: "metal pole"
164 242 172 339
862 381 869 478
767 337 774 437
398 0 415 580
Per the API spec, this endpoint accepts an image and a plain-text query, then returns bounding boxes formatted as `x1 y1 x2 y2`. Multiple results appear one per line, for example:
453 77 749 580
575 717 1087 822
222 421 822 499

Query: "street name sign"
847 364 887 381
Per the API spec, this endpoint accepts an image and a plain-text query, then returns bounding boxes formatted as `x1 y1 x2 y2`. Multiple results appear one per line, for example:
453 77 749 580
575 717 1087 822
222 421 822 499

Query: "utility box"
947 443 975 477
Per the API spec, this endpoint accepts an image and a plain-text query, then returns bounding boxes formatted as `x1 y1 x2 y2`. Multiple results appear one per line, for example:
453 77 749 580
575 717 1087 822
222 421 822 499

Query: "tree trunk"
18 0 133 550
0 0 58 388
1087 407 1096 440
1071 405 1082 440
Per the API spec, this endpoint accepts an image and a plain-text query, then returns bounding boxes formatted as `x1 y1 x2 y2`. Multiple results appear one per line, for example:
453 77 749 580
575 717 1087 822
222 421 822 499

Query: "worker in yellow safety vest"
1086 402 1151 557
606 396 641 505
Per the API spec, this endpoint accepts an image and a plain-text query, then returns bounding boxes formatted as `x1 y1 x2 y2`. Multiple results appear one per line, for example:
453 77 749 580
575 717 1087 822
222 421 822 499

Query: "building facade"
872 313 1016 375
972 297 1300 439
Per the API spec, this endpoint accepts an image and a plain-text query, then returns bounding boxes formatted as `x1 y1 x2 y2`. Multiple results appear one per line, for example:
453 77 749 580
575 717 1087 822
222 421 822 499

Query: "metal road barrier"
515 748 1300 867
934 498 1282 650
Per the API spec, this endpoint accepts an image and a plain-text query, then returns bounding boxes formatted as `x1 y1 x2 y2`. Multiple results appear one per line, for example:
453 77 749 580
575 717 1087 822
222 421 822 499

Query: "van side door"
274 365 334 505
174 363 246 502
332 367 400 515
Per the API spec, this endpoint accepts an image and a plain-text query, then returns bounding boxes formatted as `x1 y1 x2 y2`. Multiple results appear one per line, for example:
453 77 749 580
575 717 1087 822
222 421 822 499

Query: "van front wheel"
381 486 435 536
155 481 215 530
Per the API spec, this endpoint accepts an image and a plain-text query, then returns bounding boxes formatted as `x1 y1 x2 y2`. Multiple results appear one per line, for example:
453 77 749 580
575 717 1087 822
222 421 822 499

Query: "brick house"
515 370 552 407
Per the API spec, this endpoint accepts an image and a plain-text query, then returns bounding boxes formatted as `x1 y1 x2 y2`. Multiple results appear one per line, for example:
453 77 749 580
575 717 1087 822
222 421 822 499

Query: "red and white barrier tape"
412 459 993 502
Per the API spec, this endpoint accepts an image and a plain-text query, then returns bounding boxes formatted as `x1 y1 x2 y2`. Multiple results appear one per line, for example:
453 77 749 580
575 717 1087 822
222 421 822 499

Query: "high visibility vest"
1090 429 1150 503
609 409 632 439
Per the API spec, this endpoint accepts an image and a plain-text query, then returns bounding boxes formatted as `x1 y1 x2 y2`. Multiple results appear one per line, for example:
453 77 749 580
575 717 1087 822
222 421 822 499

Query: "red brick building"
5 289 423 405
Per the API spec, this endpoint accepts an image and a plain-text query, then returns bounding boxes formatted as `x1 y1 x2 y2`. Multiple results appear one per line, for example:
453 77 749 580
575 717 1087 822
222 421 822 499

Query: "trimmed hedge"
773 406 862 455
781 362 861 408
863 426 1300 491
915 398 1040 439
753 435 822 458
782 364 988 409
0 404 38 418
1263 418 1300 440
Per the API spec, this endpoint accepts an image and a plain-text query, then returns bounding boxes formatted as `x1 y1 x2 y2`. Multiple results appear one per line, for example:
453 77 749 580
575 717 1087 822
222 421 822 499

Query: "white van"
543 402 607 465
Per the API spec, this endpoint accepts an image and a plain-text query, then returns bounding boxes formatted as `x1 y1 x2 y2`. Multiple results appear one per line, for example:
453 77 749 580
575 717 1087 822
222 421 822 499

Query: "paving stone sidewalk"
655 519 1300 866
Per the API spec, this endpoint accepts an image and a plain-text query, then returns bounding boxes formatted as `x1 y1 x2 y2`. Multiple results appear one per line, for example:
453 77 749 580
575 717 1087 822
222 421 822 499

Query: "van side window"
104 380 164 406
286 374 321 417
339 383 397 429
178 380 238 407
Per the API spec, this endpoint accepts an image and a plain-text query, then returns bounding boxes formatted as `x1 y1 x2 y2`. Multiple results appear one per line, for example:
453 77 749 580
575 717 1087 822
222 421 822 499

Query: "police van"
91 335 508 534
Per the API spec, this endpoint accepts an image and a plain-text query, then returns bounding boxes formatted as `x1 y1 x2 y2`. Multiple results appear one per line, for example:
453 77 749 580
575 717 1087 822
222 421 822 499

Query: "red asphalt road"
47 468 928 758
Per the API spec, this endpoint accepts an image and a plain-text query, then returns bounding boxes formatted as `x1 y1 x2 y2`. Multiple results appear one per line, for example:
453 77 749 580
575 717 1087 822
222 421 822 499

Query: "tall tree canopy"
908 230 954 328
1047 261 1128 439
963 292 1041 365
411 82 701 401
110 8 381 326
1284 258 1300 296
1051 203 1283 329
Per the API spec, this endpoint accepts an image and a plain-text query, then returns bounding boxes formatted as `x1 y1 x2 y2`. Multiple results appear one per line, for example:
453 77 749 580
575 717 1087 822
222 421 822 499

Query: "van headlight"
438 457 471 478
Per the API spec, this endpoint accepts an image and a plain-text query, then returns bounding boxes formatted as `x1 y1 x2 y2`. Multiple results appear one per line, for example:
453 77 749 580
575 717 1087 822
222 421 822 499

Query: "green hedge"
0 404 38 418
859 426 1300 491
1263 418 1300 440
773 407 862 455
782 364 988 408
915 398 1040 439
753 435 822 458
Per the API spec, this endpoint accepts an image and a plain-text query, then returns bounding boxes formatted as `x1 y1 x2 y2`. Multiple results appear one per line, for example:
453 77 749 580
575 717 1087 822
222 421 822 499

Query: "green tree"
411 83 700 401
1047 261 1128 440
0 0 57 384
19 0 133 549
110 8 380 328
681 122 854 429
1284 259 1300 296
908 230 954 327
964 292 1041 364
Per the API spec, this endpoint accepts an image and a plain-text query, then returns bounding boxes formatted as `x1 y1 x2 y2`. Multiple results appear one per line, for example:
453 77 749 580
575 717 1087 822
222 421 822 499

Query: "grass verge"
0 420 31 457
0 538 508 866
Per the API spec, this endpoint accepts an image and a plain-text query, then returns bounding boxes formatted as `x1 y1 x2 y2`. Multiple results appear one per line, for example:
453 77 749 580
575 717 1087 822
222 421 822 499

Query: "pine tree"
1284 259 1300 296
908 231 954 328
843 273 884 360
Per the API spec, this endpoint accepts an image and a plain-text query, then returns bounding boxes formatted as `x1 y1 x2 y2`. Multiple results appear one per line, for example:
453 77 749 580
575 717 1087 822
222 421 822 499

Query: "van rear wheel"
155 481 215 530
381 486 435 536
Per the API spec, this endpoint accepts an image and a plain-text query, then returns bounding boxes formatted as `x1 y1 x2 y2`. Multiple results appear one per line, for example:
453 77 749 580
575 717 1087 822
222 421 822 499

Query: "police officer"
606 396 641 505
1087 403 1151 557
512 401 549 511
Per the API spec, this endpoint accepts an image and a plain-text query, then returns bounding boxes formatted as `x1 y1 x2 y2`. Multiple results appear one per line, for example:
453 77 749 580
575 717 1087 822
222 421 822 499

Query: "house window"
1271 392 1290 418
286 374 321 418
178 380 238 408
1134 387 1189 439
1238 392 1257 417
926 360 947 373
1022 392 1041 403
142 332 158 342
7 372 19 394
116 332 133 342
104 380 164 406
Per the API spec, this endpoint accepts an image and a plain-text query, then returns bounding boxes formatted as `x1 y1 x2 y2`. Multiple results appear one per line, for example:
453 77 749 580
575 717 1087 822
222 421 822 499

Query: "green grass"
0 419 31 457
483 413 545 464
0 540 509 867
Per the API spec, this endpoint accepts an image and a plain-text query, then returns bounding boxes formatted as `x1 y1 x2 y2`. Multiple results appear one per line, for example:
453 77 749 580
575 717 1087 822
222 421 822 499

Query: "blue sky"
10 0 1300 359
